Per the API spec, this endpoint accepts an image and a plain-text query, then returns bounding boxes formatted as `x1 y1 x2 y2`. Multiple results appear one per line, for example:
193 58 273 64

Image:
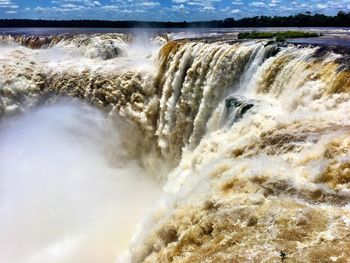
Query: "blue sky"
1 0 350 21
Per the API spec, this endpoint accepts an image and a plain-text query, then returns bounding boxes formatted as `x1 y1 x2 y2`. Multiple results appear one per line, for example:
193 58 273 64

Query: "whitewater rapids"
1 32 350 262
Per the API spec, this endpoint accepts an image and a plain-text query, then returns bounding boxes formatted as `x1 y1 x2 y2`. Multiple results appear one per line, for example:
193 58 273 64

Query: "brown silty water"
1 33 350 262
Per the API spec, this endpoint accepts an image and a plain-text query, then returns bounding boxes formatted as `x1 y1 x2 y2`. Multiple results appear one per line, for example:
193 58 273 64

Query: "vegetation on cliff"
238 31 320 41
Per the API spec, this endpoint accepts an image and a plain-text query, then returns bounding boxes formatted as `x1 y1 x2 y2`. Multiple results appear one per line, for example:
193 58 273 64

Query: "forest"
1 12 350 28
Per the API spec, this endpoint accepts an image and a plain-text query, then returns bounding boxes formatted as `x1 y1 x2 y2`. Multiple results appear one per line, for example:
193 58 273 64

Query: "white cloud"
185 0 221 10
231 9 241 14
203 6 215 11
0 0 18 10
232 0 243 5
172 3 185 11
140 1 160 8
316 3 327 9
269 0 281 7
250 1 267 8
12 0 350 21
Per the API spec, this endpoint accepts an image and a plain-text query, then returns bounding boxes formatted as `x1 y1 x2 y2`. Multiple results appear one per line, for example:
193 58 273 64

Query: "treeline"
1 12 350 28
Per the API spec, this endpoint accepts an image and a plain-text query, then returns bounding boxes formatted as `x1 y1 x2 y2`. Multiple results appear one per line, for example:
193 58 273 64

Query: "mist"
0 99 160 263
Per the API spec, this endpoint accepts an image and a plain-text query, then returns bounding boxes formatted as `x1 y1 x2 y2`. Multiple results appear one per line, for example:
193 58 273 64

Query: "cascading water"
1 32 350 262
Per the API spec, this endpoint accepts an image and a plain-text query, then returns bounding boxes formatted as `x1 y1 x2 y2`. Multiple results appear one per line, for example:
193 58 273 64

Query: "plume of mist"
0 99 160 263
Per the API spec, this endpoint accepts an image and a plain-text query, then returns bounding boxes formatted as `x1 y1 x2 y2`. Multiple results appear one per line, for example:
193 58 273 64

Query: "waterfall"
1 33 350 262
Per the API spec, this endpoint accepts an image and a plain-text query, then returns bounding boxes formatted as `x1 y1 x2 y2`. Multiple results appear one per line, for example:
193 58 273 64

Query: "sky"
1 0 350 21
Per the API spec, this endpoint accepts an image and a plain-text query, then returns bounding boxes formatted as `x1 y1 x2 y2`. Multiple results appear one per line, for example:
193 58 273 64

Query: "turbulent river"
1 30 350 263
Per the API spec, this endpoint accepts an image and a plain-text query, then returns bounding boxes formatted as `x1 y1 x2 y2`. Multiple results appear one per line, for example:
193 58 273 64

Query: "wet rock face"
87 40 124 60
224 96 255 126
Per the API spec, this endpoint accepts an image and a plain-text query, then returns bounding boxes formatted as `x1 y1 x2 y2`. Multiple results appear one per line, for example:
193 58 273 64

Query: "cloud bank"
2 0 350 21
